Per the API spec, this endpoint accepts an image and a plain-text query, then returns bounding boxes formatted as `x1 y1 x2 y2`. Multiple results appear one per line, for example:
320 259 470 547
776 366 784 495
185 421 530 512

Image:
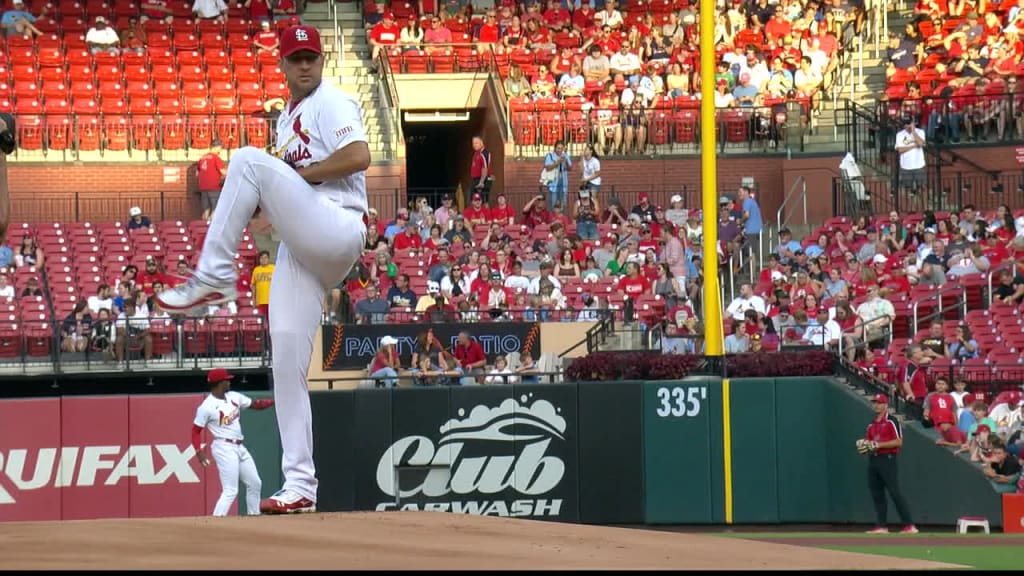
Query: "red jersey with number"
865 413 902 455
197 152 225 191
926 392 956 426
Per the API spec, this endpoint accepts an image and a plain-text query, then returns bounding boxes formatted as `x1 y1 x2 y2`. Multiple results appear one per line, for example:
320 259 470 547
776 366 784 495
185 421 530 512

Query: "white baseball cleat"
155 276 238 311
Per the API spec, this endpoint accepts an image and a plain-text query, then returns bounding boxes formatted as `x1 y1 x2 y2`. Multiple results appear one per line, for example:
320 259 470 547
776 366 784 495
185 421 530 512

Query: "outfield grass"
820 546 1024 570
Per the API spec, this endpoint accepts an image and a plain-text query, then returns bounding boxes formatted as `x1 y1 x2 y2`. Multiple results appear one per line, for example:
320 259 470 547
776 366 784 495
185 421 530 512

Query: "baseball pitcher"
192 368 275 517
158 24 370 514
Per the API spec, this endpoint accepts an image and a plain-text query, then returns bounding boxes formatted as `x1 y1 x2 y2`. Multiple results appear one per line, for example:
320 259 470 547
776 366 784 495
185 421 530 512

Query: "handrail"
331 0 342 69
377 49 404 159
986 260 1024 307
911 284 966 335
838 313 894 360
557 310 614 358
776 175 807 233
486 50 511 142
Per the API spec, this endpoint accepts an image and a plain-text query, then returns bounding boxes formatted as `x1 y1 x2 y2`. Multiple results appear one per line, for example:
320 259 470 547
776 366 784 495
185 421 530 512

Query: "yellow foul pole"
699 0 723 357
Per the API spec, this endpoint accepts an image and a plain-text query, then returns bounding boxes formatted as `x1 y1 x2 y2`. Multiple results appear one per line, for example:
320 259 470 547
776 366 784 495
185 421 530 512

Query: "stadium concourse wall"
0 378 1002 526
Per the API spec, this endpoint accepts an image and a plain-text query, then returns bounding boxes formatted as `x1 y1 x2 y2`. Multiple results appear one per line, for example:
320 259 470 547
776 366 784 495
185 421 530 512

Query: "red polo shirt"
865 413 902 455
393 230 422 252
454 338 485 369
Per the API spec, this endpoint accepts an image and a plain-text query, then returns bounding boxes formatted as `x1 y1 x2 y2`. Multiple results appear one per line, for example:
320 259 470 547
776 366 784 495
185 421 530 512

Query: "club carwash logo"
375 394 567 517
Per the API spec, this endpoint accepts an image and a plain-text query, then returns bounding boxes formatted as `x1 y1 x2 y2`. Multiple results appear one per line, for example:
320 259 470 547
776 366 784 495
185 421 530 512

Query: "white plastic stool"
956 516 990 534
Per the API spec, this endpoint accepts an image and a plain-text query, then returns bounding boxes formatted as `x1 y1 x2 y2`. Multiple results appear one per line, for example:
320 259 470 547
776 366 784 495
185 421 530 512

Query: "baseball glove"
0 112 16 155
855 439 877 455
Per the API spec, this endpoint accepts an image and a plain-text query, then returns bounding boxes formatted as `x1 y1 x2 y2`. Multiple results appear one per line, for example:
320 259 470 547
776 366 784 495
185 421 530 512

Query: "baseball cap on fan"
280 25 323 58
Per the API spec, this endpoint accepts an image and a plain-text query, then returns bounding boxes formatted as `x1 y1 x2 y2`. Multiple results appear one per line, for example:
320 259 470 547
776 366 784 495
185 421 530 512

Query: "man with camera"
895 115 927 198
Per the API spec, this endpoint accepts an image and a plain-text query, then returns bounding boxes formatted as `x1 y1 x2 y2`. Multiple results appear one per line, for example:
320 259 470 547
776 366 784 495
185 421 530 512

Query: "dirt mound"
0 512 962 570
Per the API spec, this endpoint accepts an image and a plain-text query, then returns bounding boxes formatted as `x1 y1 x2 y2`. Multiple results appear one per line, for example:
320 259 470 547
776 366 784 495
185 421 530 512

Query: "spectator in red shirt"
469 136 494 202
196 139 227 221
369 12 401 70
253 19 279 54
489 193 516 226
136 256 172 297
453 330 487 384
392 221 423 252
463 192 492 227
618 261 649 297
522 194 551 229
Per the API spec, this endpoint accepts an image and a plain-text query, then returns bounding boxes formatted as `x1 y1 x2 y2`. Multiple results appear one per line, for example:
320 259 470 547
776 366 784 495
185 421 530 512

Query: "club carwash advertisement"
372 389 579 521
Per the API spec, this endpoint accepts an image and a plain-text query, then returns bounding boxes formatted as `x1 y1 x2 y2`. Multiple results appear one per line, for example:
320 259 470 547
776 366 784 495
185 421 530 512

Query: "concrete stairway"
303 1 395 160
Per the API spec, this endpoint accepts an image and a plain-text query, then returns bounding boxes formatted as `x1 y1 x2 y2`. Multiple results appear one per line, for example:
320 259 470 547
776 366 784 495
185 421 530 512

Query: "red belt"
216 438 243 445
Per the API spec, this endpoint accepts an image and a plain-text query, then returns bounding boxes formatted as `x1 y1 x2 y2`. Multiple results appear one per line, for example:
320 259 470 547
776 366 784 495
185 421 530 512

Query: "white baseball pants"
211 439 262 516
196 147 366 503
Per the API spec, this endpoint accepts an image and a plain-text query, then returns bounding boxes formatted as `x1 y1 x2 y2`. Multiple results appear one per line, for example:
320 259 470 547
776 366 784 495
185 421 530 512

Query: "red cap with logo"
280 25 323 58
207 367 235 384
871 393 889 404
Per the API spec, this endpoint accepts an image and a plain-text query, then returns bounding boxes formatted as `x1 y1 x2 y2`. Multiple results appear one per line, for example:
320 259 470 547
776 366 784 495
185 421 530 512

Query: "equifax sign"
0 445 200 504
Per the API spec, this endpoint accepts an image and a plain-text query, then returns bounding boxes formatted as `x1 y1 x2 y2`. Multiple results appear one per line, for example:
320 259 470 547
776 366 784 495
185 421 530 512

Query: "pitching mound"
0 512 963 570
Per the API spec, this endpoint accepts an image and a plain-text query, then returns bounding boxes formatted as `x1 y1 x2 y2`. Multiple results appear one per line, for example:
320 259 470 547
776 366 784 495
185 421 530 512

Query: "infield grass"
818 546 1023 570
720 532 1024 570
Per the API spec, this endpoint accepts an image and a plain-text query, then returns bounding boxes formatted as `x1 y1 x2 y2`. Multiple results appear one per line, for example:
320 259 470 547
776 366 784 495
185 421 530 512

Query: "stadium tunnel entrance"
403 108 500 209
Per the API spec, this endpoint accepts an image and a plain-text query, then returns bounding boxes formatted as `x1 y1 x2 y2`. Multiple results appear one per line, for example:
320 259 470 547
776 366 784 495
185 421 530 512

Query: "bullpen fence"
0 378 1006 526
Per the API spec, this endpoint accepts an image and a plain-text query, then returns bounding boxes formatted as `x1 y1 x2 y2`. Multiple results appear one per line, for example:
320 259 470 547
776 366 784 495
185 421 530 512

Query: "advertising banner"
320 322 542 370
0 398 62 522
0 393 273 522
128 394 210 518
351 385 580 522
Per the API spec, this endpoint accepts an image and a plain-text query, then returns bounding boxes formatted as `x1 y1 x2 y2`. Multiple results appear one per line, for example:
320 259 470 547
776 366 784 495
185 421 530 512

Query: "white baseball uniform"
193 390 263 516
192 81 368 504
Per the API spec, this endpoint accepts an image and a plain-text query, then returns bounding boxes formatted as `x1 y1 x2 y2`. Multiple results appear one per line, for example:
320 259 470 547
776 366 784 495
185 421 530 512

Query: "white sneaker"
155 276 237 312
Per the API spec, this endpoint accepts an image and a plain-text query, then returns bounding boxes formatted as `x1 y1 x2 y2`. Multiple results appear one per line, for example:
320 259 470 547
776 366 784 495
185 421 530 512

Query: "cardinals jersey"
274 81 369 214
193 391 253 441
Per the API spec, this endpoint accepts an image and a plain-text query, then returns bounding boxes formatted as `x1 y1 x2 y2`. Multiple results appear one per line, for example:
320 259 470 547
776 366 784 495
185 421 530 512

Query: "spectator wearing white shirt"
725 283 766 321
86 284 114 314
114 298 152 362
86 16 121 54
193 0 227 20
803 308 841 348
0 274 13 299
484 355 519 385
609 44 642 82
594 0 623 29
503 260 532 293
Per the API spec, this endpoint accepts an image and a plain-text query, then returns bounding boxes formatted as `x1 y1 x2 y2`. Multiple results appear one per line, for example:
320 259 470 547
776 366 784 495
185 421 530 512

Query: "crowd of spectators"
369 0 861 153
0 205 268 364
883 1 1024 144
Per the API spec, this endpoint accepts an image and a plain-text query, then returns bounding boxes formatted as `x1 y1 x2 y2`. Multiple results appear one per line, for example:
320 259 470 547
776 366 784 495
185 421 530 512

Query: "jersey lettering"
937 398 948 409
282 146 312 165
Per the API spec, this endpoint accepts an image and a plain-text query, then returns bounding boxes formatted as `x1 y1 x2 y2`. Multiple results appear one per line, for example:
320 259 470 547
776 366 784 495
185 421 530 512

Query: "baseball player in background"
192 368 275 517
158 24 370 514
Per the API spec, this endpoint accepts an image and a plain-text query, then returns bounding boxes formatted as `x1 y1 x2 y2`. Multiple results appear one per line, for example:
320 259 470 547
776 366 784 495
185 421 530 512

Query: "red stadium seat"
243 116 268 148
104 116 130 151
160 116 187 150
215 116 240 149
16 115 43 150
75 116 102 151
45 115 72 151
188 116 214 148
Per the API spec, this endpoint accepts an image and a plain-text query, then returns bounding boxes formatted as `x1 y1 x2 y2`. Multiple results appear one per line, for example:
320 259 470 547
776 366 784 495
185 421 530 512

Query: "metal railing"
777 176 808 234
9 190 195 224
508 99 808 159
0 313 271 376
377 49 405 161
9 113 277 161
987 260 1024 308
837 313 893 361
832 170 1024 216
309 370 567 390
911 284 966 336
331 0 344 69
